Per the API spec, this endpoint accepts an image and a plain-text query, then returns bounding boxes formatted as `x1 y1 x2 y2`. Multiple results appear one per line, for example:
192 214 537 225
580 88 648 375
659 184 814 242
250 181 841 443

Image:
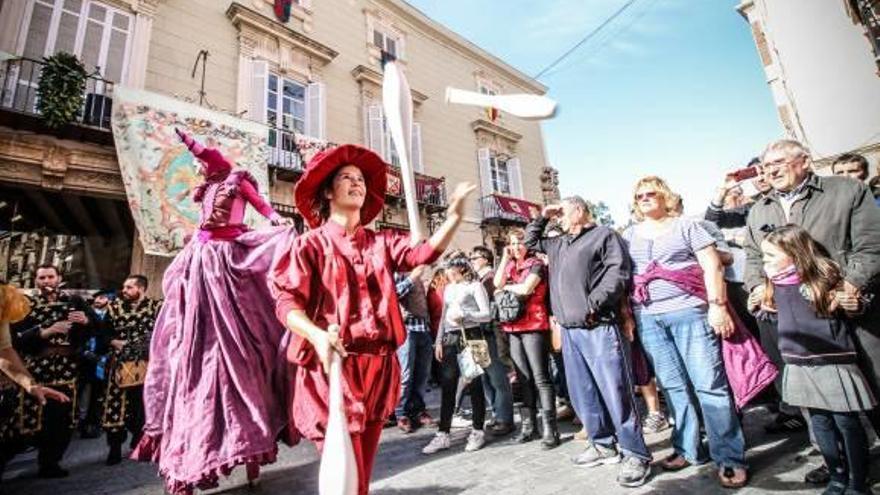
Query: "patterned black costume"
2 292 91 472
102 297 162 455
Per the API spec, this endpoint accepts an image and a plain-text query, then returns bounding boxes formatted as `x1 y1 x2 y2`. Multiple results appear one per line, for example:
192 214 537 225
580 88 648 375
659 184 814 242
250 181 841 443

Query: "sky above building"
407 0 783 224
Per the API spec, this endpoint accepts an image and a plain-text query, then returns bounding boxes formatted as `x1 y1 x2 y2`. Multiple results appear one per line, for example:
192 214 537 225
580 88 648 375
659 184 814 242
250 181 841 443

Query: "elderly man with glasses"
743 138 880 486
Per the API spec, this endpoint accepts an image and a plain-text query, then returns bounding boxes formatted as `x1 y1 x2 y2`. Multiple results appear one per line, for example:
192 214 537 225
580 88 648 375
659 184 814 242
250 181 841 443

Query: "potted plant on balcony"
36 52 88 130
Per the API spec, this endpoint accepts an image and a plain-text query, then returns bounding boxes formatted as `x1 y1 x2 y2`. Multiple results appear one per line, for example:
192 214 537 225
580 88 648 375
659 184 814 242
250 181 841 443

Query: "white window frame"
265 71 314 167
363 103 422 171
489 155 511 196
18 0 133 83
267 72 307 135
478 148 523 198
373 29 398 59
368 17 405 61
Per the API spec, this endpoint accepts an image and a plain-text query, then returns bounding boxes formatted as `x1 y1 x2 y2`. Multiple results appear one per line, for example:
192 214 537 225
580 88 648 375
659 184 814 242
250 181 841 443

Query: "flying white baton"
382 61 423 243
318 324 358 495
445 87 558 120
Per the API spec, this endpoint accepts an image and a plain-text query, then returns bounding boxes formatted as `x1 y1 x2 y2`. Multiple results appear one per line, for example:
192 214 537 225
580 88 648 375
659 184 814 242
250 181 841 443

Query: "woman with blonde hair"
622 176 748 488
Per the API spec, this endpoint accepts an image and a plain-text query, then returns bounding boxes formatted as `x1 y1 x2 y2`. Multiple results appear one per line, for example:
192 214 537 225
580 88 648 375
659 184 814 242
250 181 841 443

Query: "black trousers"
106 385 144 448
36 399 74 468
809 408 870 492
78 378 105 429
439 329 486 433
509 331 555 416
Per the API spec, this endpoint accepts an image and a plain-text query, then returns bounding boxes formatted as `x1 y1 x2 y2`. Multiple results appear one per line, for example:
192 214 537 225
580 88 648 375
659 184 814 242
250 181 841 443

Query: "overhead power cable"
534 0 642 80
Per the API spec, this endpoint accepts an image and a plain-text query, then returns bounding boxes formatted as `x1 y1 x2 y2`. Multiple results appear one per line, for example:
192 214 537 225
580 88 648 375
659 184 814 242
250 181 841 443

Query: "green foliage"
36 52 88 129
590 201 614 227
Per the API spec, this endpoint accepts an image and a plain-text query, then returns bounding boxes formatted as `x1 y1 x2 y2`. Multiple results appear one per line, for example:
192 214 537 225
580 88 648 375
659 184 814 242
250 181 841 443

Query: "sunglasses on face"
635 191 658 201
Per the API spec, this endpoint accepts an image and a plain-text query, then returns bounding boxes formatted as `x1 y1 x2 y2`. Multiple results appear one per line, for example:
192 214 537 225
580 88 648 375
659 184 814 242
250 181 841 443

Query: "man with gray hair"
525 195 651 488
744 138 880 484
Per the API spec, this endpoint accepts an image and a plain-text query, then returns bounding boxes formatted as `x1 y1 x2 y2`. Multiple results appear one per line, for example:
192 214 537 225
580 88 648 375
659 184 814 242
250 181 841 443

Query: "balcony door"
5 0 131 112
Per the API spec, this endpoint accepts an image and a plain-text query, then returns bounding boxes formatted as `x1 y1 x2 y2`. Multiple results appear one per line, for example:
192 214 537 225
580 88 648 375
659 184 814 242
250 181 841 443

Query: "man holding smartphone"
6 264 92 478
705 158 772 228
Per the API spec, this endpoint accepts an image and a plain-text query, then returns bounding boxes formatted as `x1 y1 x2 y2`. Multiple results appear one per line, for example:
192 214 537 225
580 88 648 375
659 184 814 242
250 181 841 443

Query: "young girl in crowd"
761 225 876 495
422 256 492 455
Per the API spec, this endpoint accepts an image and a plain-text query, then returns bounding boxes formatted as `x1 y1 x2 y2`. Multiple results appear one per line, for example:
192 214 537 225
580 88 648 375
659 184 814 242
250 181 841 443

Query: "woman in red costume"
270 144 475 495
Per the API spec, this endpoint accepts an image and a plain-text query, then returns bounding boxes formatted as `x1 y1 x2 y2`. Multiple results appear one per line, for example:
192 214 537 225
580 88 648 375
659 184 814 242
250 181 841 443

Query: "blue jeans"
480 325 514 424
395 330 433 419
637 306 746 469
562 324 651 461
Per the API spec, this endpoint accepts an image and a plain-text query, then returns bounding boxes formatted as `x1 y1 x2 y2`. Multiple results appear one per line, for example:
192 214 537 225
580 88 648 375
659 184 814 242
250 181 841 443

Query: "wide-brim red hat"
294 144 388 229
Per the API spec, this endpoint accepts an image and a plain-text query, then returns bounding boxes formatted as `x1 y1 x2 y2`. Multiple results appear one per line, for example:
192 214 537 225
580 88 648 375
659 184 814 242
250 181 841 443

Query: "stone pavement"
3 393 879 495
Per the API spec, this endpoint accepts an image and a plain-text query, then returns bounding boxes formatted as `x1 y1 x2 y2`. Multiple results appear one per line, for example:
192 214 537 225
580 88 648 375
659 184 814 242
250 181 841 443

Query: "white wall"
755 0 880 159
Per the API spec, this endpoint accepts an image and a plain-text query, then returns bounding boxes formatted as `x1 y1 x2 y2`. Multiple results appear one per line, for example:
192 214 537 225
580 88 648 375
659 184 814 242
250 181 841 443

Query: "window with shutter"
249 59 268 123
411 123 423 172
477 148 493 198
305 82 325 140
265 72 306 168
489 155 511 196
365 104 386 158
19 0 132 82
371 25 403 61
506 157 523 198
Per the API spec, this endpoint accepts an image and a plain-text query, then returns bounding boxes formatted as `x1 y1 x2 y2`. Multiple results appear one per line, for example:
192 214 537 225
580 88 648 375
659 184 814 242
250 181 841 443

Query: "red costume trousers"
297 350 400 495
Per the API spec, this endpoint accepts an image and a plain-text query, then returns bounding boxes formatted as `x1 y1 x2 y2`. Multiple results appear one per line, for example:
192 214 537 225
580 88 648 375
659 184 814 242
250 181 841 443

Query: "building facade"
737 0 880 170
0 0 550 294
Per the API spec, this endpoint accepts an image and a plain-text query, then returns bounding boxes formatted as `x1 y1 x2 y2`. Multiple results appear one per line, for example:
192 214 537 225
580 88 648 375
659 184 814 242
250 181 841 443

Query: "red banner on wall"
493 195 540 221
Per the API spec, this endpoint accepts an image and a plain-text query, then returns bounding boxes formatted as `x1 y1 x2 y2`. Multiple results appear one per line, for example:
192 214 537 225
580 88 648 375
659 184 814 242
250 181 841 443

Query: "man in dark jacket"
744 138 880 483
525 195 651 488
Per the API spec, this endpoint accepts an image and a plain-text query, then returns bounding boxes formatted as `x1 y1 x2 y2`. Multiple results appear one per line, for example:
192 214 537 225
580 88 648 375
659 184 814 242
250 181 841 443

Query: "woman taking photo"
422 256 492 455
494 229 559 448
622 176 747 488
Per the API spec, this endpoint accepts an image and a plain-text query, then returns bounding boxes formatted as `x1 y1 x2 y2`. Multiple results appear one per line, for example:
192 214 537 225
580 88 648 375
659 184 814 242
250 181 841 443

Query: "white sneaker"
450 414 471 429
422 432 451 455
464 429 486 452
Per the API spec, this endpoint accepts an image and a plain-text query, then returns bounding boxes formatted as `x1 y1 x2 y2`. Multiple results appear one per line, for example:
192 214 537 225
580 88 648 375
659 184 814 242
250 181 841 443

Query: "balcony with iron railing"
0 56 115 144
386 167 447 212
480 193 540 226
266 125 448 210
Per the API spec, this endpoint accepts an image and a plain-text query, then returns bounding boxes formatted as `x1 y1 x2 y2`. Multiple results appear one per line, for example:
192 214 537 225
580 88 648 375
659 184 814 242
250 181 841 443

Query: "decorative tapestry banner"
111 86 270 256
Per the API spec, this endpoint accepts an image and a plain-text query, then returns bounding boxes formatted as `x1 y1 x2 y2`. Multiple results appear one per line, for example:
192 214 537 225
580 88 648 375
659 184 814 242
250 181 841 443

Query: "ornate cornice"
226 2 338 64
470 118 522 143
350 65 428 104
0 131 123 198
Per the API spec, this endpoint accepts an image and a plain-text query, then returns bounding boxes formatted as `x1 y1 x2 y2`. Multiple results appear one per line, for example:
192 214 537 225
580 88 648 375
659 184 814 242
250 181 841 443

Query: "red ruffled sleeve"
270 234 316 363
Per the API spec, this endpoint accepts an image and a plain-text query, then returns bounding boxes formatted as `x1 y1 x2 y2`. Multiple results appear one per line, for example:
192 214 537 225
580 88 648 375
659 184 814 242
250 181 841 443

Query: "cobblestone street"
4 390 879 495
